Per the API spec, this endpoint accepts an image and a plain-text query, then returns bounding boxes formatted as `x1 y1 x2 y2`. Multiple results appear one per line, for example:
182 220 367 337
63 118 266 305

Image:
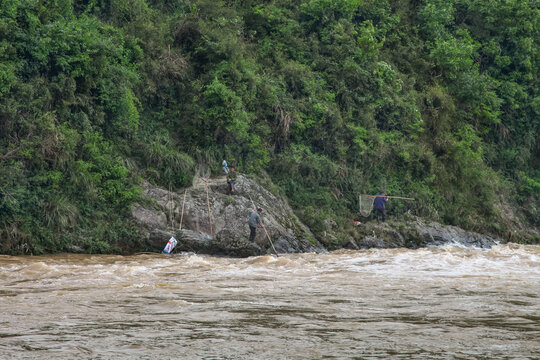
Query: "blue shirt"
373 195 388 210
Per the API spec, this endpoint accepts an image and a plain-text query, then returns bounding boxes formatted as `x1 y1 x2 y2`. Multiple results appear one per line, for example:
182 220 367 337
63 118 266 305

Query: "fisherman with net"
358 190 395 223
373 191 389 223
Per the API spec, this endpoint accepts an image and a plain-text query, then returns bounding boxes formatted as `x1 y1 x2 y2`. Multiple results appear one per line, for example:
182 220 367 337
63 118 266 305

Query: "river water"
1 244 538 359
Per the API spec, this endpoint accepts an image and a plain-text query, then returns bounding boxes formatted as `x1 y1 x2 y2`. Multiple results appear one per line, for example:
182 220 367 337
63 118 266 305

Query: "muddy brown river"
1 244 539 359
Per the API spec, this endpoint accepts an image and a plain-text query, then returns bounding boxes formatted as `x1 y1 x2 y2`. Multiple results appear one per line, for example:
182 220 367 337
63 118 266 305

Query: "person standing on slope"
222 160 229 174
227 165 237 195
248 207 264 242
373 191 389 223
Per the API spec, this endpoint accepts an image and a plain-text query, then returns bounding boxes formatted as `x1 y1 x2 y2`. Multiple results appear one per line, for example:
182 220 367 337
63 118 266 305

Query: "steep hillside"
1 0 538 254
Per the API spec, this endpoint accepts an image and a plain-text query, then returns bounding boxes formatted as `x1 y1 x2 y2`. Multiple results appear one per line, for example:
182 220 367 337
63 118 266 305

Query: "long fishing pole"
358 194 415 200
248 194 279 257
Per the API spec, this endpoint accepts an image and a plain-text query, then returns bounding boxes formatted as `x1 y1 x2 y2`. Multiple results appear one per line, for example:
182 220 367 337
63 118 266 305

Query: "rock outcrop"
348 217 501 249
132 173 505 256
132 173 325 256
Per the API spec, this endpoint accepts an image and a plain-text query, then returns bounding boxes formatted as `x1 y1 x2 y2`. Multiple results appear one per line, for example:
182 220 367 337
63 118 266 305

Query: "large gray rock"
351 217 501 249
211 229 264 257
132 205 167 230
174 229 213 252
413 220 500 248
273 233 324 253
132 175 504 255
132 174 326 256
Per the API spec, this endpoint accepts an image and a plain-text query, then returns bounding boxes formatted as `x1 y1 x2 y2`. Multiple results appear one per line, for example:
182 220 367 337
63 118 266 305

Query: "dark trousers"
249 226 257 242
227 181 235 194
376 208 386 223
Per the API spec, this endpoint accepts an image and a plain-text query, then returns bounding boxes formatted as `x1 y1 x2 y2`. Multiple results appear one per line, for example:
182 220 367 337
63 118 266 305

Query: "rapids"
1 244 538 359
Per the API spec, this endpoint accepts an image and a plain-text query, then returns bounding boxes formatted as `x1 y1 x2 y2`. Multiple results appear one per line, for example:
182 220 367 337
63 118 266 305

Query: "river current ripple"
0 244 538 359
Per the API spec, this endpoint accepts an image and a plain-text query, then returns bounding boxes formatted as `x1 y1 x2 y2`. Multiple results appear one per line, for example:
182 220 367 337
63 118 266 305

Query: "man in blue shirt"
373 191 389 223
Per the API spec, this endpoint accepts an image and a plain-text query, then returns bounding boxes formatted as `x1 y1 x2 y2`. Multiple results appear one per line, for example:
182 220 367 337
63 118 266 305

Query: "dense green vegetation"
1 0 538 254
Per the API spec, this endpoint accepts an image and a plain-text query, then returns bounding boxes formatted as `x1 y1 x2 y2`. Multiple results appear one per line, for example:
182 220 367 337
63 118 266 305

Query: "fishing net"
358 195 374 217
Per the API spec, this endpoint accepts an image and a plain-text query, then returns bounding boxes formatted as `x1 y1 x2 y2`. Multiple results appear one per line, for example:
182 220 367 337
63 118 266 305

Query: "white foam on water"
1 246 538 359
312 244 540 284
179 253 213 267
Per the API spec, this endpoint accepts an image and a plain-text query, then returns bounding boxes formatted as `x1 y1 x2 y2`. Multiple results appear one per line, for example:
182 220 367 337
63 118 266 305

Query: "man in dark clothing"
227 166 237 195
248 208 264 242
373 191 389 223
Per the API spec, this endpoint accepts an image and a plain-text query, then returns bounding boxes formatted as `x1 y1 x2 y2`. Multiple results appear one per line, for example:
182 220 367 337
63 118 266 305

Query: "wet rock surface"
132 174 325 256
350 218 501 249
133 175 503 256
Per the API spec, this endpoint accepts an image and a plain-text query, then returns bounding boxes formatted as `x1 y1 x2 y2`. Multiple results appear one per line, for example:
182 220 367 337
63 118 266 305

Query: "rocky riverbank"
343 218 500 250
130 174 518 257
132 173 325 256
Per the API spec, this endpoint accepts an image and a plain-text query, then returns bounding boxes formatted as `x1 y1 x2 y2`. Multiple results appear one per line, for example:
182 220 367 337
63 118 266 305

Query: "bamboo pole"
248 194 279 257
358 194 415 200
